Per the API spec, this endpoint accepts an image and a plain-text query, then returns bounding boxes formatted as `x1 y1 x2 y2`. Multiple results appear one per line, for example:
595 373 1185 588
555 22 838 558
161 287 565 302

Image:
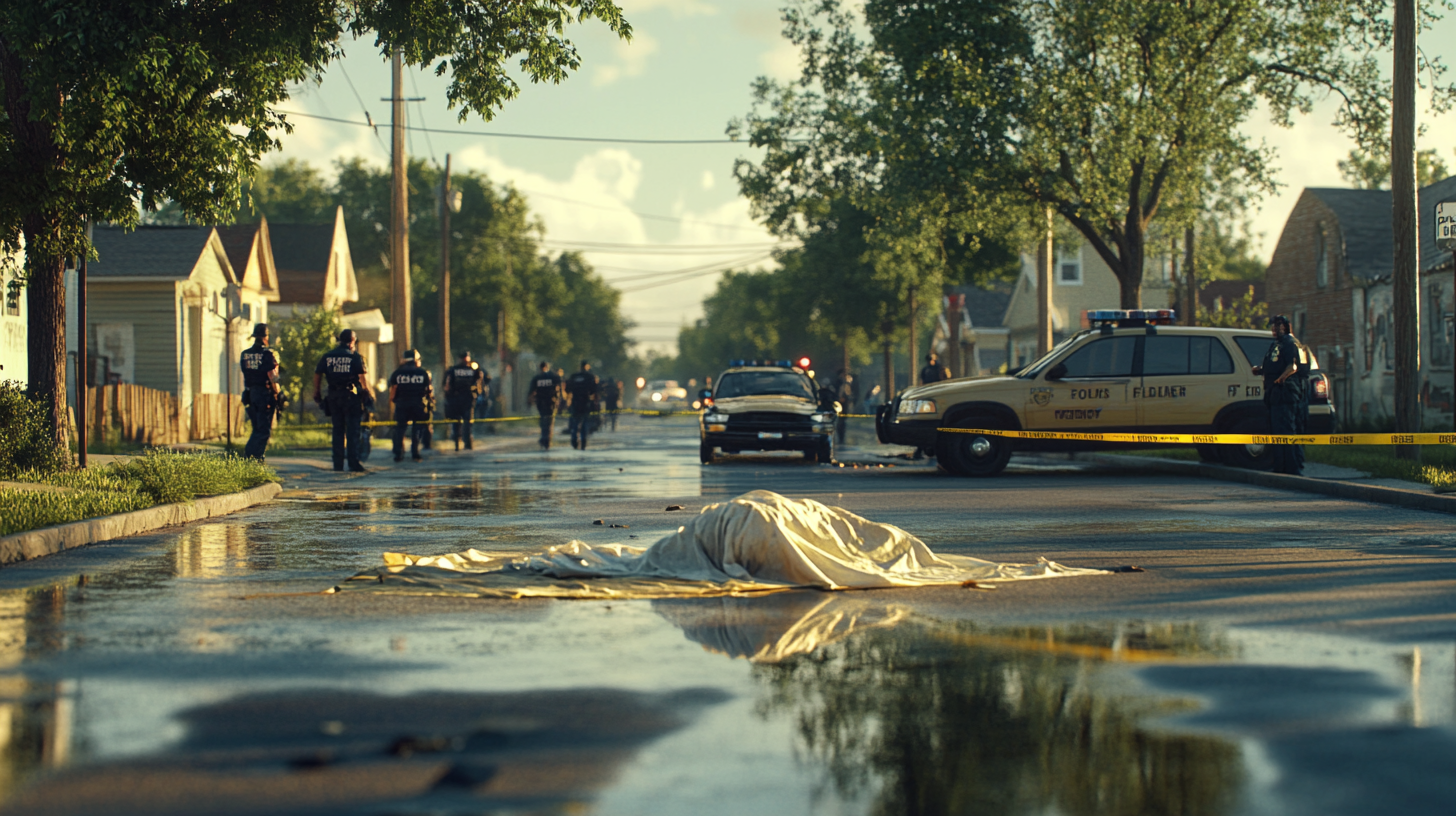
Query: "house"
1265 178 1456 427
265 207 392 384
0 252 25 385
932 284 1011 376
1001 242 1174 370
85 225 271 411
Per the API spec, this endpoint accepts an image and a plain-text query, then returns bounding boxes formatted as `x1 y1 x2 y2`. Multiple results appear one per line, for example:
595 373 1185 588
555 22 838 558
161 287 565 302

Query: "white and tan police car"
699 360 838 464
876 309 1334 476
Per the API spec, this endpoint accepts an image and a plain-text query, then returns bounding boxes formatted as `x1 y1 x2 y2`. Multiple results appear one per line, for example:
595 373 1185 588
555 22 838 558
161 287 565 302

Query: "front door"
1025 335 1139 431
1135 334 1240 430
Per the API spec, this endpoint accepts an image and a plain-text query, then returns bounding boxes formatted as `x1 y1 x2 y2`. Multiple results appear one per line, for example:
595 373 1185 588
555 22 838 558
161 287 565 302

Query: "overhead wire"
407 69 438 164
596 250 774 283
615 251 777 292
335 62 390 157
275 108 805 145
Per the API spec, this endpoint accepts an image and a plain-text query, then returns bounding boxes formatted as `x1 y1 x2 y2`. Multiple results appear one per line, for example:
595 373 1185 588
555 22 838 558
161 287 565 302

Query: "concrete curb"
1087 453 1456 516
0 481 284 567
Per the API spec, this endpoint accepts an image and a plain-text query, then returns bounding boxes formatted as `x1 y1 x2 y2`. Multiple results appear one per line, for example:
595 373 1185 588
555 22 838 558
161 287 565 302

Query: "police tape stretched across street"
937 426 1456 447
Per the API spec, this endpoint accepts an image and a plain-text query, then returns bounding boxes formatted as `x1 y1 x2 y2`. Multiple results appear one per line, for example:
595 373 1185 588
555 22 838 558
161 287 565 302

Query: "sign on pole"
1438 200 1456 249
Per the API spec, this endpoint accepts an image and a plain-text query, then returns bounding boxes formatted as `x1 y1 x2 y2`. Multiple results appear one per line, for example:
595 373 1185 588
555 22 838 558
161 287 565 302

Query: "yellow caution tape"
937 427 1456 446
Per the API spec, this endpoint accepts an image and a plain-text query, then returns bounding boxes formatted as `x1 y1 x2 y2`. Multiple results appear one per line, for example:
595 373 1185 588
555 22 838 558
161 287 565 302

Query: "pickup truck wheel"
699 441 715 464
1221 415 1274 471
936 417 1012 477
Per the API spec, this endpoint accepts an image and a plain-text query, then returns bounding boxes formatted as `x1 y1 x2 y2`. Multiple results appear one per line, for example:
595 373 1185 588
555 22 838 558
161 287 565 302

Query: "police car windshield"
1014 333 1088 379
716 371 815 400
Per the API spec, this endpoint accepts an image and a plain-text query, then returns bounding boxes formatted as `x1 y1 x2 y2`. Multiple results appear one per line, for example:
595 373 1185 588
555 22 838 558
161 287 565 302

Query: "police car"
699 360 838 464
876 309 1335 476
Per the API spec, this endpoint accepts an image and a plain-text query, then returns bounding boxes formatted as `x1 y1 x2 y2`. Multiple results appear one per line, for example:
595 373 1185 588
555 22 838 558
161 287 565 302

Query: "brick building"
1265 178 1456 427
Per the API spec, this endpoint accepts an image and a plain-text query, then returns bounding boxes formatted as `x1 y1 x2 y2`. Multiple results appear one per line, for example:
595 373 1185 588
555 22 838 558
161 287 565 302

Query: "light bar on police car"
1086 308 1178 327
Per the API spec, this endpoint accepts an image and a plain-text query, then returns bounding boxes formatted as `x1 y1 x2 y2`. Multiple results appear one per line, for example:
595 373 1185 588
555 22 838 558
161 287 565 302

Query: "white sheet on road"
335 490 1105 599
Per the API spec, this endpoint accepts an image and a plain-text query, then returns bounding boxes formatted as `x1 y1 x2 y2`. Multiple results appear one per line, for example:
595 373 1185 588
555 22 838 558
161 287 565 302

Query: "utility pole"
1185 226 1197 326
881 320 895 403
907 287 919 386
1169 236 1179 320
440 154 453 368
1392 0 1421 459
388 49 415 354
1036 208 1053 356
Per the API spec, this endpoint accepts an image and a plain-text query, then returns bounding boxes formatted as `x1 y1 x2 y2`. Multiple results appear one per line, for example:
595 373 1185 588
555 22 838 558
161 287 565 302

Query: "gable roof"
90 225 221 280
267 207 356 307
946 283 1014 328
1306 175 1456 281
214 219 280 299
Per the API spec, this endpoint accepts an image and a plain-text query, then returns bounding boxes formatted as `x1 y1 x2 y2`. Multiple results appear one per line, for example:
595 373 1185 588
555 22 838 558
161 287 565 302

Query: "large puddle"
0 576 1450 815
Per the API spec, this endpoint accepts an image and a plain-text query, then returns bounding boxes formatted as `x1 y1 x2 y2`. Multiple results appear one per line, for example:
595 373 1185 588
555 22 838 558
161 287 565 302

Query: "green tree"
0 0 630 454
741 0 1456 313
1337 147 1451 190
272 307 343 424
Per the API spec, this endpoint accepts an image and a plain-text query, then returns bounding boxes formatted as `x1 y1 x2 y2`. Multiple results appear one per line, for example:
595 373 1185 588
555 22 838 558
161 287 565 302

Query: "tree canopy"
0 0 629 451
736 0 1456 311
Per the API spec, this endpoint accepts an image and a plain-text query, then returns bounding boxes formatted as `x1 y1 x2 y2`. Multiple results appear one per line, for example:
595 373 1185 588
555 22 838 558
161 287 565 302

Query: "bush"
104 449 278 504
0 488 153 537
0 380 68 478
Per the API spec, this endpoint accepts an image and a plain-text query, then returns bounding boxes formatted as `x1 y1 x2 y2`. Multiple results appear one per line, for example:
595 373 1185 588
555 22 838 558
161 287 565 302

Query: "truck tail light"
1310 373 1330 405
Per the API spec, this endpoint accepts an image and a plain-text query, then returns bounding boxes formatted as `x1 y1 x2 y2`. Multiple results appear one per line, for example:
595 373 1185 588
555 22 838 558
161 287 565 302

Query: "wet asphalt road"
0 416 1454 815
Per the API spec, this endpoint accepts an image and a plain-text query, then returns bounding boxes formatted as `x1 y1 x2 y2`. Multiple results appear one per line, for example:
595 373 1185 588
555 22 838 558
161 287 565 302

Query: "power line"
543 239 790 250
407 70 437 164
615 252 777 292
546 244 790 256
520 189 770 235
598 250 773 283
277 108 796 145
335 63 389 157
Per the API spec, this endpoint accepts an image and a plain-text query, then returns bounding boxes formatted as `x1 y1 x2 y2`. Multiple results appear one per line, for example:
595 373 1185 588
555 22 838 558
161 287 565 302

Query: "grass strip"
2 450 279 536
1118 445 1456 488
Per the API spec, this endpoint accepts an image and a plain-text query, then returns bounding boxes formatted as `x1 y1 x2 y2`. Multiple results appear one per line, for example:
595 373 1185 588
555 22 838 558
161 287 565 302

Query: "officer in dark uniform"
531 361 563 449
602 378 622 431
830 369 859 445
312 329 373 472
443 350 488 450
388 349 433 462
564 360 600 450
919 352 951 385
239 323 281 460
1252 314 1304 475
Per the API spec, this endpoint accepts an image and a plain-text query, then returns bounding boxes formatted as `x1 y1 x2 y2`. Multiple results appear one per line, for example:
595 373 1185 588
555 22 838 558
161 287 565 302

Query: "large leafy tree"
0 0 629 452
741 0 1455 310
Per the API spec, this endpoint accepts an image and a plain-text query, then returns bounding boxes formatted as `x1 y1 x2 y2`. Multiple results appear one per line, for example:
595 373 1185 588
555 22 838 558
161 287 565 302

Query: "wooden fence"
74 385 247 446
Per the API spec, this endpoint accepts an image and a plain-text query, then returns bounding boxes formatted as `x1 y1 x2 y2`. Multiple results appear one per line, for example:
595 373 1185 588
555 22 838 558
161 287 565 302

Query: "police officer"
312 329 373 472
1252 314 1304 475
388 349 433 462
531 361 563 449
443 350 488 450
830 369 859 445
602 378 622 431
239 323 281 461
919 352 951 385
564 360 599 450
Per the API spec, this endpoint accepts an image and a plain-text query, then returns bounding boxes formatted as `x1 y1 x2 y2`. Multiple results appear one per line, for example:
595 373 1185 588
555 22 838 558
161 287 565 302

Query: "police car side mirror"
1045 363 1067 381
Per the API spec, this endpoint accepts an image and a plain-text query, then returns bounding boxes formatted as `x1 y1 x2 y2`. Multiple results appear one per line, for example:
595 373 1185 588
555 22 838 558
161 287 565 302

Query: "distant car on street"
877 309 1334 476
637 379 689 410
699 360 837 464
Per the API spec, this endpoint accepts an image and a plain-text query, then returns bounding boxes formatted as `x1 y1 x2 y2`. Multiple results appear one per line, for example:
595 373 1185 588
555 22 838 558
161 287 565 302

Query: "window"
1058 253 1082 285
1235 336 1273 368
1293 308 1307 342
1059 337 1137 378
4 277 18 316
715 372 815 400
1431 283 1451 366
1315 225 1329 288
1143 336 1236 376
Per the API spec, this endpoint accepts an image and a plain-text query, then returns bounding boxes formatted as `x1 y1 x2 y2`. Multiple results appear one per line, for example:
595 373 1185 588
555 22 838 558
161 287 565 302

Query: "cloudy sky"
268 0 1456 353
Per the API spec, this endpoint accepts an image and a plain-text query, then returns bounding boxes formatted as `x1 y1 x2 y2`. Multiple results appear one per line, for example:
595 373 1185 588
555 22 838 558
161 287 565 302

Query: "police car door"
1025 334 1138 431
1136 333 1240 430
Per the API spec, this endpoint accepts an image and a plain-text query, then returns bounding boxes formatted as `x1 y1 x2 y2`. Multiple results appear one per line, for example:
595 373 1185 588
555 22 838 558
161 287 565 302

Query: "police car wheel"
1221 415 1275 471
936 417 1012 477
1195 443 1223 464
699 441 715 464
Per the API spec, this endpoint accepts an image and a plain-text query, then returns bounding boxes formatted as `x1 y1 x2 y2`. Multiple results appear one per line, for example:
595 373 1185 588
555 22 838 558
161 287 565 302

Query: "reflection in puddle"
751 617 1245 816
1 687 728 816
655 593 912 662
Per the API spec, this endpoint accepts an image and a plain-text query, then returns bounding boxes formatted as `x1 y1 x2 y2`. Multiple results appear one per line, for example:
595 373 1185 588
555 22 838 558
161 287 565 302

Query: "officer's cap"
459 349 471 359
337 329 357 344
926 352 938 362
1270 314 1291 328
401 348 421 362
580 359 591 368
251 323 269 338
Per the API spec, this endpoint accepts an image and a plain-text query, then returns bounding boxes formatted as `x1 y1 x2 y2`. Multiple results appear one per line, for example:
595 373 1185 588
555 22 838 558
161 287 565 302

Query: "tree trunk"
1036 208 1053 356
907 287 918 386
1184 226 1197 326
23 242 69 454
881 320 895 403
1117 238 1144 310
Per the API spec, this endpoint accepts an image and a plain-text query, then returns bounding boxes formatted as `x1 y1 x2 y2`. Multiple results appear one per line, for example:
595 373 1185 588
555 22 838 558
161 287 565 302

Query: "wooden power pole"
440 154 452 368
1393 0 1421 458
389 49 413 354
1036 208 1053 356
1185 226 1197 326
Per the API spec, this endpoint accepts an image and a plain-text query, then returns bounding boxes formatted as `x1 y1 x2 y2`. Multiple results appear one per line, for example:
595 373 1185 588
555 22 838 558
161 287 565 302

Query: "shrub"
0 380 68 478
105 449 278 504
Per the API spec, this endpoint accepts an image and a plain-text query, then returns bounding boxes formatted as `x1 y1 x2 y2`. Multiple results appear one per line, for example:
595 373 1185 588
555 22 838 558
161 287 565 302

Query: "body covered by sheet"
335 490 1105 599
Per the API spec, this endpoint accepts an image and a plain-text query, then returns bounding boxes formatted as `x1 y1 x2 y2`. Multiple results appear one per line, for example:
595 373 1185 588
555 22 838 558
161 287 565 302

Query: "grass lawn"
1 450 279 537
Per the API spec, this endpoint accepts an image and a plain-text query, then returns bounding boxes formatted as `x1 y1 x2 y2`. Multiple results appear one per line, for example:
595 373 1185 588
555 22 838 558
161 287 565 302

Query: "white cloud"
700 170 715 190
593 31 661 87
759 39 800 82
